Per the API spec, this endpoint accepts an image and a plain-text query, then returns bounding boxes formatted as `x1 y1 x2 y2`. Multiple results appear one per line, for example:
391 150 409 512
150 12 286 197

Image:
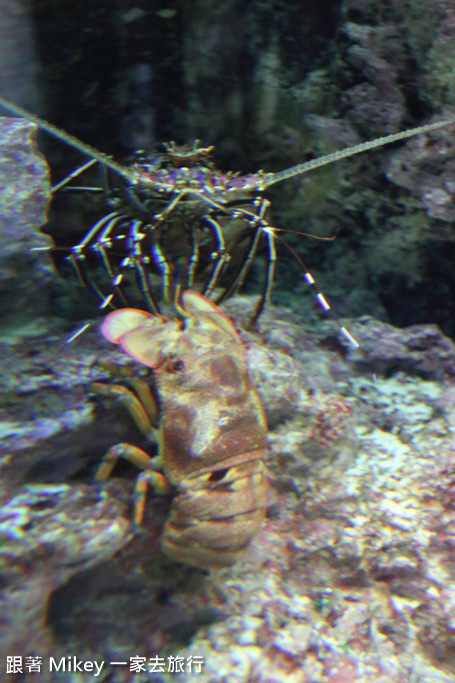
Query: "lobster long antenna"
262 117 455 188
0 95 137 184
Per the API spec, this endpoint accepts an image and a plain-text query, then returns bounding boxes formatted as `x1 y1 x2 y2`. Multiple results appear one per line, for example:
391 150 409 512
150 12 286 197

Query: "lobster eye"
163 357 185 373
208 468 229 482
171 359 185 372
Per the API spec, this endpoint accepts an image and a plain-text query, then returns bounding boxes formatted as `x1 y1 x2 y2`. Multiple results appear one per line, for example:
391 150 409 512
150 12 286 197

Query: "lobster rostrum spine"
98 290 269 569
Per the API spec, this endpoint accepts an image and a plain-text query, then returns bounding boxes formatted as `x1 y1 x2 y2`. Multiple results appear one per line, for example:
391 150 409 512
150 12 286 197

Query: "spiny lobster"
94 290 269 569
1 95 453 346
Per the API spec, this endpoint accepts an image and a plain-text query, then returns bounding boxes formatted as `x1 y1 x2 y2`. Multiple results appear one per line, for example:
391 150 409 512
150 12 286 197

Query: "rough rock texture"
386 117 455 222
3 2 455 681
0 484 130 667
347 317 455 378
0 325 140 505
0 116 54 333
2 294 455 682
160 300 455 683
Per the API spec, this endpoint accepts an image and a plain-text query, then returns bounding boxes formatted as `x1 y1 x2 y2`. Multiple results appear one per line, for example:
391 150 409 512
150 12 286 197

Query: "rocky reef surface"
0 116 54 334
2 289 455 682
2 0 455 675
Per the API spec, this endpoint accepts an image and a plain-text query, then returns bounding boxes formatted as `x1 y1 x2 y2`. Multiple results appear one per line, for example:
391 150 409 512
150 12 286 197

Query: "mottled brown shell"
102 291 269 568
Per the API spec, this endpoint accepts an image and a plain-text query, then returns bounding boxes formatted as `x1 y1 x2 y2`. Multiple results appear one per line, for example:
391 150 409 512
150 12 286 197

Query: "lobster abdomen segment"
162 456 269 568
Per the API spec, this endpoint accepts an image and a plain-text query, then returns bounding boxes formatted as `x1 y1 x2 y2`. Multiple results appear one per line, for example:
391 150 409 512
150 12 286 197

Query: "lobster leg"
92 371 174 525
150 234 172 303
92 361 160 422
200 216 228 296
92 216 132 308
67 252 110 305
250 224 276 325
215 197 277 324
126 220 162 315
68 211 133 309
90 381 156 439
185 224 200 289
94 443 171 526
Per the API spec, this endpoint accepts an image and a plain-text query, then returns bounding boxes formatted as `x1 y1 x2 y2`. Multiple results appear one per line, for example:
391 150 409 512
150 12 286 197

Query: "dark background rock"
0 117 54 333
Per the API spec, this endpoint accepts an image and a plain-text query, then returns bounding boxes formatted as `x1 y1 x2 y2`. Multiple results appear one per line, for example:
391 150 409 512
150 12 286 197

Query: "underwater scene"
1 1 455 681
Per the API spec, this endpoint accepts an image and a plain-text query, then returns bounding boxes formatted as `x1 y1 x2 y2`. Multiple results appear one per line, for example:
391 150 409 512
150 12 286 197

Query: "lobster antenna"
263 117 455 188
0 95 137 184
